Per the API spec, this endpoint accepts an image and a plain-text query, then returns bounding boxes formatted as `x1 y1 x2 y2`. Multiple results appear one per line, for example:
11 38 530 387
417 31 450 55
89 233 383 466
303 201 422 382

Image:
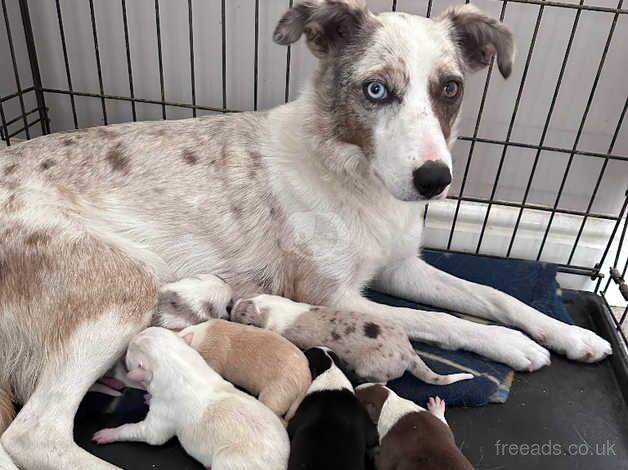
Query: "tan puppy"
180 320 311 418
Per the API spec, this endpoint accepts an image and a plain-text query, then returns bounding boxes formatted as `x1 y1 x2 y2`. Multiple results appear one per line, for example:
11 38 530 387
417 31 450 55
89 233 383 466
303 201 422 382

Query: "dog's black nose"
413 161 452 199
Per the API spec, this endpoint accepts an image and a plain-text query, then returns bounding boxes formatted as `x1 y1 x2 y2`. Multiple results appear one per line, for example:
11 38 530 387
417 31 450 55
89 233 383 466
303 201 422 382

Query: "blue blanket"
78 251 571 417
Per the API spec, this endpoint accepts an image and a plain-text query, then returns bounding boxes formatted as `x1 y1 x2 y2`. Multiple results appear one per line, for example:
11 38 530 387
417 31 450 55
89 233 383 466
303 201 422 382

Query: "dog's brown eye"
442 80 460 98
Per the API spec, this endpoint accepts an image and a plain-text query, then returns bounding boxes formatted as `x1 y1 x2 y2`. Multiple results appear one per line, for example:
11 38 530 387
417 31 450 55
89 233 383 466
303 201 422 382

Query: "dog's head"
275 1 513 201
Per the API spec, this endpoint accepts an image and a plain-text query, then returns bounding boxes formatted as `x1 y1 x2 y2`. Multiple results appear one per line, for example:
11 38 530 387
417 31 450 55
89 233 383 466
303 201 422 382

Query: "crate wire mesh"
0 0 627 355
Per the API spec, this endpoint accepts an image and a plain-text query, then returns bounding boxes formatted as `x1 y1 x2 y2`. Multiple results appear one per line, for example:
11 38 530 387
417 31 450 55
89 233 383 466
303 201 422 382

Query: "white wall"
1 0 627 301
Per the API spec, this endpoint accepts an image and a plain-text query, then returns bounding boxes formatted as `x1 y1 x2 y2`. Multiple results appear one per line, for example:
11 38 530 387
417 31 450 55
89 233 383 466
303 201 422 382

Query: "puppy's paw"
92 429 118 445
427 396 445 415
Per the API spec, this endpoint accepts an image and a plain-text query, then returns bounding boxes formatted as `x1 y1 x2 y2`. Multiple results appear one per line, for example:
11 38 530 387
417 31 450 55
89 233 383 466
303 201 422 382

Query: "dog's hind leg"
1 311 151 470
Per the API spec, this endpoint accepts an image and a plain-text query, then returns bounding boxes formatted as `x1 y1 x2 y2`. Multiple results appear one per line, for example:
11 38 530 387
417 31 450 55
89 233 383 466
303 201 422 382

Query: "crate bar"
505 0 584 258
567 97 628 264
4 107 41 128
426 0 433 17
0 86 34 103
253 0 259 111
504 0 627 14
0 100 10 145
154 0 166 119
121 0 136 121
221 0 227 112
457 136 628 162
536 0 623 261
54 0 78 129
285 0 294 103
448 194 620 221
5 118 41 140
596 292 628 404
88 0 107 125
41 87 238 114
188 0 196 117
475 3 545 254
446 0 509 250
2 0 30 139
603 195 628 293
597 194 628 293
391 0 397 11
18 0 49 135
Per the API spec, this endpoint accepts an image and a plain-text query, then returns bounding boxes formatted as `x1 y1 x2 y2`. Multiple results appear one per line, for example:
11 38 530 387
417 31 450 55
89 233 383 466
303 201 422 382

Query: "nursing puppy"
232 295 473 385
92 327 289 470
179 319 311 418
155 274 233 329
356 384 473 470
287 347 378 470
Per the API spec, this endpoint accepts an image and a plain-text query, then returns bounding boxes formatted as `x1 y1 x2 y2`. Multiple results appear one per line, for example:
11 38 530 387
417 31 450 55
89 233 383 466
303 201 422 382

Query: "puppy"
154 274 233 330
92 327 289 470
179 319 311 418
232 295 473 385
356 384 473 470
287 347 378 470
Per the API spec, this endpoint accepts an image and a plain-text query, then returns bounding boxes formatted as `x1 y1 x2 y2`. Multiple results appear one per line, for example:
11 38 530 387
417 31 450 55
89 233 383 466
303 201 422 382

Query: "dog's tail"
408 355 474 385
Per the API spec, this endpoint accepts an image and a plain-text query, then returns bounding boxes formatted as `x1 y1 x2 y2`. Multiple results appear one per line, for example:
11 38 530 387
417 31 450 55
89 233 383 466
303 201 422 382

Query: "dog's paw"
479 326 551 371
543 324 612 363
427 396 445 415
92 429 117 445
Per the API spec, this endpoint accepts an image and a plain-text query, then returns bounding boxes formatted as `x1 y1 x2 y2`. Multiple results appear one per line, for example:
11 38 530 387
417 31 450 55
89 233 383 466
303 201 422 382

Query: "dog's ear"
439 5 514 78
273 0 369 58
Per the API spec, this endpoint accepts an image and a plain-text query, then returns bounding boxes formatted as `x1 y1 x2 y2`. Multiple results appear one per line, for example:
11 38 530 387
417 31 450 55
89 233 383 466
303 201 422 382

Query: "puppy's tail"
408 356 474 385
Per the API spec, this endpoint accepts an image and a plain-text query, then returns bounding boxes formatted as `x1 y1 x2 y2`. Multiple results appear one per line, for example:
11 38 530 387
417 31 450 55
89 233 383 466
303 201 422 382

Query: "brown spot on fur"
0 384 14 434
40 159 56 171
182 149 199 165
106 144 129 174
331 331 341 341
25 231 51 246
344 325 356 335
2 194 21 213
377 409 472 469
355 383 389 424
61 138 74 147
363 322 381 339
3 163 18 176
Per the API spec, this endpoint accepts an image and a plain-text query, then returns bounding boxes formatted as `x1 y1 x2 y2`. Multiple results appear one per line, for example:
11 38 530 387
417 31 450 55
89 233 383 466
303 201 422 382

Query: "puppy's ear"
181 332 193 346
127 366 151 383
273 0 370 58
440 5 514 78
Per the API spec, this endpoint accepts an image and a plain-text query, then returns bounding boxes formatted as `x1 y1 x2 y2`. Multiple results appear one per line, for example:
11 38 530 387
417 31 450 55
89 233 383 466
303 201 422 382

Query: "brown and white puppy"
0 2 610 469
356 384 473 470
179 319 311 419
232 294 473 385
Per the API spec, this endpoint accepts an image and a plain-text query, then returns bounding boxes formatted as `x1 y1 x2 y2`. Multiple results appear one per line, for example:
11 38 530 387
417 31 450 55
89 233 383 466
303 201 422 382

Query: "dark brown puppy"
356 384 473 470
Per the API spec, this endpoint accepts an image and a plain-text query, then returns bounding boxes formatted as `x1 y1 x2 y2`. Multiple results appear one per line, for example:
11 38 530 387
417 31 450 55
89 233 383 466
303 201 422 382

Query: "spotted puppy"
179 319 311 419
232 295 473 385
287 347 378 470
92 327 289 470
155 274 233 330
356 384 473 470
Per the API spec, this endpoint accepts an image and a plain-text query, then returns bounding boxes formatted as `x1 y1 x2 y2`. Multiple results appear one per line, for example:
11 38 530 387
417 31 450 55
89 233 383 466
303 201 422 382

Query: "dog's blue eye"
364 81 389 102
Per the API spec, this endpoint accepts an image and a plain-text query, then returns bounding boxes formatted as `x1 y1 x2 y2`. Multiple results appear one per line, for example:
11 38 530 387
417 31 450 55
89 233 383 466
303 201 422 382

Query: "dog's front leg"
92 412 174 446
336 292 550 371
372 256 611 364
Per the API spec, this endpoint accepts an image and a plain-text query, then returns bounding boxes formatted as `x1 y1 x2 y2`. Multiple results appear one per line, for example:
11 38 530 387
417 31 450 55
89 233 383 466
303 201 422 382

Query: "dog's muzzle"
413 161 452 199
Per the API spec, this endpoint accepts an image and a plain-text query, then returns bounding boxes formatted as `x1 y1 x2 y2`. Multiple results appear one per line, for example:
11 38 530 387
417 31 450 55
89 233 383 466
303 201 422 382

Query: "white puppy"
92 327 289 470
